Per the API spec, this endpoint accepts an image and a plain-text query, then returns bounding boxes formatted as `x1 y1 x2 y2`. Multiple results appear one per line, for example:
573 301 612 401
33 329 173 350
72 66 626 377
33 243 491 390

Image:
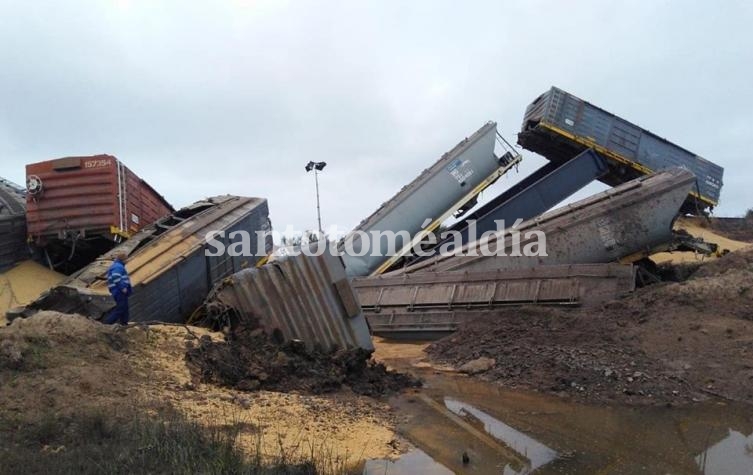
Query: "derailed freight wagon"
518 86 724 213
340 121 521 277
25 155 174 271
0 178 28 271
398 168 697 275
17 195 273 324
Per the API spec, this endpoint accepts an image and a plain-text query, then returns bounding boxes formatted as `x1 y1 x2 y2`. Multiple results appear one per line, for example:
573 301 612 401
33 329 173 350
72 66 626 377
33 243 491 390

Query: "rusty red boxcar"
25 155 173 271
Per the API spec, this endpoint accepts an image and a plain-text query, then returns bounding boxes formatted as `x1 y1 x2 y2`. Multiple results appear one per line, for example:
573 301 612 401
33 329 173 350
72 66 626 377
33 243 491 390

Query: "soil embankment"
428 246 753 405
0 312 409 471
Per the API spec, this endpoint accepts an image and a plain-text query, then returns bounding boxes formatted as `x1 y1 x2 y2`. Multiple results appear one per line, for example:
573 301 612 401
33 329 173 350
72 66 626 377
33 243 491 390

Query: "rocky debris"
427 307 689 404
458 356 496 374
428 247 753 405
186 321 419 397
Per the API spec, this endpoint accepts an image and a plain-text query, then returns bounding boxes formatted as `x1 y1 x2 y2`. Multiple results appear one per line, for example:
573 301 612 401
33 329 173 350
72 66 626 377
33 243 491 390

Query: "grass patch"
0 406 356 474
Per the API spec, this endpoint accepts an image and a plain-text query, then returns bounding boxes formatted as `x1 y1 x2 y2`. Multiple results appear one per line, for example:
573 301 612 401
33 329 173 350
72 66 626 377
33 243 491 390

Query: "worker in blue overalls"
104 252 133 325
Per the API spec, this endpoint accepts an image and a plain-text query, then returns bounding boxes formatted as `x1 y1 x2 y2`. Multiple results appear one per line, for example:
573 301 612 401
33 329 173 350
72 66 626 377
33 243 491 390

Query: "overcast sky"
1 0 750 235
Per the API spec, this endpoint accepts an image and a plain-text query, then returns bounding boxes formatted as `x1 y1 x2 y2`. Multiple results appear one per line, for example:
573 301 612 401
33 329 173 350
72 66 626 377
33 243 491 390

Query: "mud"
186 320 419 396
428 247 753 405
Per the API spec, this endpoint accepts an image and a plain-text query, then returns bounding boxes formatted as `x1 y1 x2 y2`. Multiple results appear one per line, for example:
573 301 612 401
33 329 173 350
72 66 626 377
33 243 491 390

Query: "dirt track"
428 246 753 405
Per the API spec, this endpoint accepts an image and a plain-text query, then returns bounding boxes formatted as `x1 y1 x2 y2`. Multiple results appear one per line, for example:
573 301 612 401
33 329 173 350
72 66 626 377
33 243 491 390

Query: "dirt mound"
186 321 419 396
691 244 753 279
0 311 126 372
1 312 408 466
428 247 753 405
427 307 683 404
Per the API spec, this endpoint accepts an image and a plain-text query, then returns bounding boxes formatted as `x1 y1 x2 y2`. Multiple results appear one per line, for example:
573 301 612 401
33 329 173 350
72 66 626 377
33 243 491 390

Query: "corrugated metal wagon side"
25 155 173 242
125 197 272 323
204 250 373 351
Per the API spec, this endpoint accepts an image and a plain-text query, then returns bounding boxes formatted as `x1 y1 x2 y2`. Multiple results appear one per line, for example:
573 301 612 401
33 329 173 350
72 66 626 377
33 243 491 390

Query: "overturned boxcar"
17 195 273 324
340 121 521 277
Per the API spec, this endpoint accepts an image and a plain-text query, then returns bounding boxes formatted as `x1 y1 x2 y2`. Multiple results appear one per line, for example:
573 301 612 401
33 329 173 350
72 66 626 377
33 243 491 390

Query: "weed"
0 405 361 475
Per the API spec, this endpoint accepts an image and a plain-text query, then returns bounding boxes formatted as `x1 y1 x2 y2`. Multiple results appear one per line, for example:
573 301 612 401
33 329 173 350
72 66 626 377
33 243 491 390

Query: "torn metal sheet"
204 251 373 351
354 263 635 337
395 168 696 275
18 195 272 323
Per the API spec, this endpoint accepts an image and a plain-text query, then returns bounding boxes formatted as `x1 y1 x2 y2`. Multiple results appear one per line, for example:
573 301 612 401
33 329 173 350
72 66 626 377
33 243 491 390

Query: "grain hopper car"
397 87 725 267
340 121 522 277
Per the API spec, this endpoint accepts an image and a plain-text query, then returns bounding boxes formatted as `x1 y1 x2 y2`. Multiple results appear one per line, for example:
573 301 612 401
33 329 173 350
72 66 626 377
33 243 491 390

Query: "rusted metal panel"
354 263 635 337
205 251 373 351
19 196 273 324
25 155 173 243
395 168 695 275
0 178 28 270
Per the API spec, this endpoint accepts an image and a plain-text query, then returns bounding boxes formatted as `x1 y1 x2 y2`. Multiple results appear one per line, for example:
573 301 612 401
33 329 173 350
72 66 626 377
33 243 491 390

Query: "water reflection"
375 337 753 474
444 397 558 474
363 448 453 475
696 429 753 475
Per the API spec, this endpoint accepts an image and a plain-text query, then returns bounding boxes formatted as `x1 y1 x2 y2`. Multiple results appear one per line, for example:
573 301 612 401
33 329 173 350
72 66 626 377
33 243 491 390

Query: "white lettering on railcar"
84 159 113 169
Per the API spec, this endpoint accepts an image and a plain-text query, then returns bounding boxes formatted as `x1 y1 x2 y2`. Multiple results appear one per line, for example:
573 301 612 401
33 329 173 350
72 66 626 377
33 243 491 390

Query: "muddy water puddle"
369 339 753 474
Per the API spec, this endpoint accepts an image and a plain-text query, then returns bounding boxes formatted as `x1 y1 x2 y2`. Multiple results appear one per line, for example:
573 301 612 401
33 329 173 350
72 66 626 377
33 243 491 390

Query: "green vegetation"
0 407 356 475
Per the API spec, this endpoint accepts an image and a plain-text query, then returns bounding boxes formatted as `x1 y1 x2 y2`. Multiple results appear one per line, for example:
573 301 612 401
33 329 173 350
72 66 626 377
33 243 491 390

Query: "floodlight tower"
305 161 327 237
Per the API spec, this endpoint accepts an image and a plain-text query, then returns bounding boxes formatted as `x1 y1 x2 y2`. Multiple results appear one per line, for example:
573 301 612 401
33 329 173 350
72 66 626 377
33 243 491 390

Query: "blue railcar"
518 86 724 213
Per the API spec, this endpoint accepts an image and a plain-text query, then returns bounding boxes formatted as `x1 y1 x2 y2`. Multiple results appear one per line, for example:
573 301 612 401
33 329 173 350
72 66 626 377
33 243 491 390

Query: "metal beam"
445 148 609 252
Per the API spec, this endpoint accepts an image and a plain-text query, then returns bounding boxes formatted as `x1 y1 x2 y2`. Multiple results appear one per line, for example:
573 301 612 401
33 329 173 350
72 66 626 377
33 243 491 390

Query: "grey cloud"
0 0 750 234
